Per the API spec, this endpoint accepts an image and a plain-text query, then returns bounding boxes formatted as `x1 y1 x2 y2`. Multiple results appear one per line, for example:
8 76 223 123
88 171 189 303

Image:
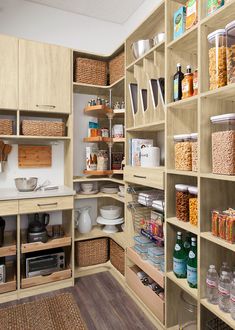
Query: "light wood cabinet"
0 35 18 110
19 40 71 113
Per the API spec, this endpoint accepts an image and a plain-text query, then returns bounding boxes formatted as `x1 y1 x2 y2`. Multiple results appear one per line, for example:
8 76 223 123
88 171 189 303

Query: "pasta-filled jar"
210 113 235 175
174 134 192 171
175 184 190 222
191 133 198 172
207 29 227 90
226 21 235 84
188 186 198 227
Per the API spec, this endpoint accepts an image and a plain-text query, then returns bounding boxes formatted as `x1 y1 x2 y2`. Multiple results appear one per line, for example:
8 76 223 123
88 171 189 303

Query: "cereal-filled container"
207 29 227 90
175 184 190 222
174 134 192 171
226 21 235 84
210 114 235 175
188 186 198 227
191 133 198 172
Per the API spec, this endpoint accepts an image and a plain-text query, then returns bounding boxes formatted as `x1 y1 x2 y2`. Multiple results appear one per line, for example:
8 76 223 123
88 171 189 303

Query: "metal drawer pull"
37 202 58 207
134 175 146 179
36 104 56 109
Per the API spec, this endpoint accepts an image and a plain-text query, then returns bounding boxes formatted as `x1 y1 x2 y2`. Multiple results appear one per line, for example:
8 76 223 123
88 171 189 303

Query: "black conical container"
0 217 6 247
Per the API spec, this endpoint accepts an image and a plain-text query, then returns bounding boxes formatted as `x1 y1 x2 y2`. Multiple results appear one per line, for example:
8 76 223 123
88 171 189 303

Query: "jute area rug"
0 293 87 330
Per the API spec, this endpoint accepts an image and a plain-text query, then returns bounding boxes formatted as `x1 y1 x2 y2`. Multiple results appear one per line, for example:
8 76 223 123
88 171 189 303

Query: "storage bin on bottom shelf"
126 265 165 324
110 239 125 275
75 238 109 267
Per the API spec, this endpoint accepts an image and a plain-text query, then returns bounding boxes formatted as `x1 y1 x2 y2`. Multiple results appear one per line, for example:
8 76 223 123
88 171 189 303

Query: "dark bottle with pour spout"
173 63 184 102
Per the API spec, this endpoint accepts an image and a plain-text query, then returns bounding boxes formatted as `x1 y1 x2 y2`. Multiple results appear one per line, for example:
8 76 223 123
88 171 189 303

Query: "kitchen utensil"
52 225 64 238
100 205 122 220
153 32 165 45
96 216 124 233
75 207 92 234
0 217 5 247
131 39 154 59
14 177 38 192
81 182 93 192
27 213 48 243
34 180 51 191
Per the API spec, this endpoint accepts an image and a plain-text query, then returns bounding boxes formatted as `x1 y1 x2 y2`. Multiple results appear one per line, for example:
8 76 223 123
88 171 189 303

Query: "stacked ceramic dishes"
100 185 119 194
96 205 124 233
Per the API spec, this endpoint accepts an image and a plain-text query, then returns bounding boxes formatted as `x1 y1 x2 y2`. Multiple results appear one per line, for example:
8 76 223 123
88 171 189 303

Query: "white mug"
140 146 160 168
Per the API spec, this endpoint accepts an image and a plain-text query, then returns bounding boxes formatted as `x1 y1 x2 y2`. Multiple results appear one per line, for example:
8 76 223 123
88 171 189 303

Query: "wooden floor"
0 271 157 330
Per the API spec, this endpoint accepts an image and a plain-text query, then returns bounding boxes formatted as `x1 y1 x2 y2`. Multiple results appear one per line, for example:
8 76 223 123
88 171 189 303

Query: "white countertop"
0 186 75 201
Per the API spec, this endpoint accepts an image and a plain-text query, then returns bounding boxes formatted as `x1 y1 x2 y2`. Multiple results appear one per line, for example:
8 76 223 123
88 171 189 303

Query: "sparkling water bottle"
230 279 235 320
206 265 219 304
220 262 231 278
218 271 231 313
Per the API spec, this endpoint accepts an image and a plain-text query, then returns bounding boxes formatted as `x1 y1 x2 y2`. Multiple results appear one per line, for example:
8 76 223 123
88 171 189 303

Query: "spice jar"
174 134 192 171
210 113 235 175
101 128 109 138
188 186 198 227
97 150 108 171
207 29 227 90
182 65 194 99
191 133 198 172
175 184 190 222
193 69 198 95
225 21 235 84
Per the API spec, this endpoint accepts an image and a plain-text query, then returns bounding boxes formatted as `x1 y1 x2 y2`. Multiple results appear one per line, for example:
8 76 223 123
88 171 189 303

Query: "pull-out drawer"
124 165 164 189
126 265 165 324
19 196 73 214
0 200 18 216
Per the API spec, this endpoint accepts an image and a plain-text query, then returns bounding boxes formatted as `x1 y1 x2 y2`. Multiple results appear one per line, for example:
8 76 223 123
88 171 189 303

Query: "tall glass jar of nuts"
188 186 198 227
175 184 190 222
207 29 227 90
174 134 192 171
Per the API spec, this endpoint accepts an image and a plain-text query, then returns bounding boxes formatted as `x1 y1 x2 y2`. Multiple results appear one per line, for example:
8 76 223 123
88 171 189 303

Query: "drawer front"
0 200 18 216
124 166 164 189
19 196 73 214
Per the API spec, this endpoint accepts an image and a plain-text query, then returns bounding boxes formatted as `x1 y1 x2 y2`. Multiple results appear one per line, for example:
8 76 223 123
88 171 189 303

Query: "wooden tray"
83 170 113 176
21 269 72 289
21 236 72 254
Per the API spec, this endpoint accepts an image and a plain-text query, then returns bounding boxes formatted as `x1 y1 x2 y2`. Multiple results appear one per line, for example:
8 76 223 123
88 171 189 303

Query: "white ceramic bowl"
100 205 122 220
81 183 93 192
119 185 124 194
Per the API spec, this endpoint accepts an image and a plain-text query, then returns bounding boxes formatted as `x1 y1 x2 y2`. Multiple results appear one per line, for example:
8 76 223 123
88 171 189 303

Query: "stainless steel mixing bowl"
14 177 38 192
131 39 154 59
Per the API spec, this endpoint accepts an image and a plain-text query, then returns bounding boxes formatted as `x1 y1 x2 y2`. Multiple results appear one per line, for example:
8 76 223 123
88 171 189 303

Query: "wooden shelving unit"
21 236 72 253
75 192 124 203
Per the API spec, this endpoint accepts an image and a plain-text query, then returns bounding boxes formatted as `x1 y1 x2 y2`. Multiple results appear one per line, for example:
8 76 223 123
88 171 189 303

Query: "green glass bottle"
184 232 191 258
187 237 197 288
173 231 187 278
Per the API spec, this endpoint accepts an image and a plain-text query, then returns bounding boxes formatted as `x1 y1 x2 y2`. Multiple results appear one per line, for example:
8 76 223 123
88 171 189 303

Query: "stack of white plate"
100 185 119 194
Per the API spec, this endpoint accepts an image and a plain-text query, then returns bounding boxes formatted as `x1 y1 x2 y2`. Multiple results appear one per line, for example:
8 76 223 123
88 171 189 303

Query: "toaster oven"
25 248 65 278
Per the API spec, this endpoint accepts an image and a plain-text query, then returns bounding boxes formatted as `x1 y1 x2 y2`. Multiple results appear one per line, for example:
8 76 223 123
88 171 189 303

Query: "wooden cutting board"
18 145 52 168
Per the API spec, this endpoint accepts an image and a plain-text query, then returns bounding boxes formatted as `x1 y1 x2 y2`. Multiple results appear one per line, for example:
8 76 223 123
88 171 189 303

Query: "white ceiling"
25 0 145 24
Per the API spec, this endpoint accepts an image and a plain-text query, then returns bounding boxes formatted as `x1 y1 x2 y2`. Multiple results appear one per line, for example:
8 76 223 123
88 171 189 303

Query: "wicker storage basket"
110 239 125 275
0 119 13 135
75 238 109 267
21 120 65 137
75 57 107 86
109 52 125 85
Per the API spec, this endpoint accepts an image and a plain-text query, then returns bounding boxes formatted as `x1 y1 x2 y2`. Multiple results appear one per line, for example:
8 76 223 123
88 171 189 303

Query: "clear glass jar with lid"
188 186 198 227
191 133 198 172
210 113 235 175
207 29 227 90
174 134 192 171
225 20 235 84
178 291 197 330
175 184 190 222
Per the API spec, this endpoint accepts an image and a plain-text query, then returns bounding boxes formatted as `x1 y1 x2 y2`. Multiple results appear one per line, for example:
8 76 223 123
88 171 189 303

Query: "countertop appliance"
27 213 50 243
25 248 65 278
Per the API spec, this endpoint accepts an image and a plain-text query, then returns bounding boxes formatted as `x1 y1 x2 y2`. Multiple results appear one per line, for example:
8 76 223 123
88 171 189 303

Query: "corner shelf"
83 170 113 176
73 176 124 184
167 271 198 300
75 192 125 203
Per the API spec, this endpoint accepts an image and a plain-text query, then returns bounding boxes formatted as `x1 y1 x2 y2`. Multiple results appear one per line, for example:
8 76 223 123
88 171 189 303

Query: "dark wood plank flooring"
0 271 158 330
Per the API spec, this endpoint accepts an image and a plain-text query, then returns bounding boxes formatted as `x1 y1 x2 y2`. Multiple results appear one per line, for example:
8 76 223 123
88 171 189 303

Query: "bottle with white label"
187 237 197 288
206 265 219 304
173 231 187 278
230 279 235 320
218 271 231 313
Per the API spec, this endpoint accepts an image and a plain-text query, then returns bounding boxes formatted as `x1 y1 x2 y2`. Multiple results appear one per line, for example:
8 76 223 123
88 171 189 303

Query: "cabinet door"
19 40 71 113
0 35 18 110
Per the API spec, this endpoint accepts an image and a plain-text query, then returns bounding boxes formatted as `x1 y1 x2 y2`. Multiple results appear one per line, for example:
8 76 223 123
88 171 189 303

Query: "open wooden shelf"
167 95 198 110
167 169 198 177
83 137 125 143
201 84 235 101
167 217 199 235
21 235 72 254
200 173 235 182
84 105 113 117
126 120 165 132
21 268 72 289
127 247 164 288
75 192 124 203
167 24 198 50
0 261 16 295
167 271 198 300
73 176 124 184
201 232 235 252
200 0 235 27
83 170 113 176
0 231 16 257
0 135 70 141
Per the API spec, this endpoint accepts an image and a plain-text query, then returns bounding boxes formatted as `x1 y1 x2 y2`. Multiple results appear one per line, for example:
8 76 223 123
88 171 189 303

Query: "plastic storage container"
207 29 227 90
175 184 190 222
134 235 154 253
174 134 192 171
210 113 235 175
134 245 148 260
178 291 197 330
191 133 198 172
188 186 198 227
226 21 235 84
147 246 164 263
